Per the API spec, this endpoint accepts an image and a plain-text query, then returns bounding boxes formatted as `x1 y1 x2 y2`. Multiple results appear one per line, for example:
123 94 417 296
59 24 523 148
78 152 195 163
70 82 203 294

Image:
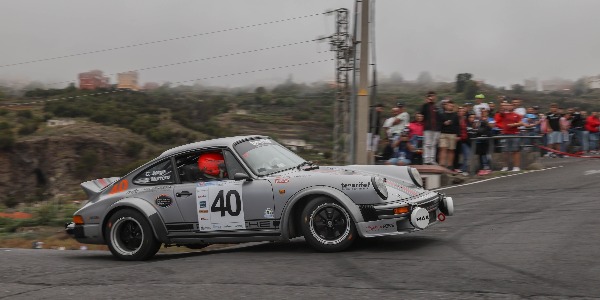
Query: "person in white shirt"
473 94 490 118
389 103 410 137
512 98 526 116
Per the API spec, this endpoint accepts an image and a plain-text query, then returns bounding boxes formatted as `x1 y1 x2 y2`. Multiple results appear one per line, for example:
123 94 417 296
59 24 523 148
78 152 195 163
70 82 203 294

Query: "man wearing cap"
420 91 443 165
473 94 489 118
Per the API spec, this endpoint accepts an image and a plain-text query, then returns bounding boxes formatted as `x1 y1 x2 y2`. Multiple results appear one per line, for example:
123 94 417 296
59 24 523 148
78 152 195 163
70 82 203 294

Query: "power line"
0 58 335 107
43 39 331 87
0 12 327 68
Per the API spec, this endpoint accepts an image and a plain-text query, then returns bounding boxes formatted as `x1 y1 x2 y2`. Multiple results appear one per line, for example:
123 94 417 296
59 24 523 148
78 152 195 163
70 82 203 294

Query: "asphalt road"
2 158 600 299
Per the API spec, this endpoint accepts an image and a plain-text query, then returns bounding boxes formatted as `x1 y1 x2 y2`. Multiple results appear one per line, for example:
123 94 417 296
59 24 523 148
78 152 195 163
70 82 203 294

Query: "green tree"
416 71 433 85
511 84 524 94
455 73 473 93
464 80 479 100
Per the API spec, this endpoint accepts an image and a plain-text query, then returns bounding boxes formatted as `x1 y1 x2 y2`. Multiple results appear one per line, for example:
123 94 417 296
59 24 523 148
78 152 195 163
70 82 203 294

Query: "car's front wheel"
105 209 161 261
301 197 357 252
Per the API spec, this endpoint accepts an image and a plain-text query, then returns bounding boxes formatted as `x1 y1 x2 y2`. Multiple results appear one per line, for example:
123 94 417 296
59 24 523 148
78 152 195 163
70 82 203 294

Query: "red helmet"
197 152 225 177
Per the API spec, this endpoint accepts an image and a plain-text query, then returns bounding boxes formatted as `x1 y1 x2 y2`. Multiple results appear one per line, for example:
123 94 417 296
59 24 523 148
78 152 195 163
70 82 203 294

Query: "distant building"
523 78 538 92
78 70 110 90
47 119 76 127
586 76 600 90
117 71 139 91
541 78 573 92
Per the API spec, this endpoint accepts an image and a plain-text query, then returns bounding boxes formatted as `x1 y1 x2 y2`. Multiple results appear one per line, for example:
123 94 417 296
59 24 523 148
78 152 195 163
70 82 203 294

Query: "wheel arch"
102 198 170 244
280 186 363 241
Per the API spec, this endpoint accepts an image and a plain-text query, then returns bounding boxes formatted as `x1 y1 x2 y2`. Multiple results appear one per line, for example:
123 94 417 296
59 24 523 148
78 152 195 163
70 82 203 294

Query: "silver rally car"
66 135 454 260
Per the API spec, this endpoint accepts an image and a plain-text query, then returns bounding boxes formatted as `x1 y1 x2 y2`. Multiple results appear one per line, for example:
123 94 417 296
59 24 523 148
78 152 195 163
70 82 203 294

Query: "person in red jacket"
496 102 523 171
585 112 600 153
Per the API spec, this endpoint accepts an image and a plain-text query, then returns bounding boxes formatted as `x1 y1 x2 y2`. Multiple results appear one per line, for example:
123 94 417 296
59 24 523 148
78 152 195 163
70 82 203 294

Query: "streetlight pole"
354 0 370 164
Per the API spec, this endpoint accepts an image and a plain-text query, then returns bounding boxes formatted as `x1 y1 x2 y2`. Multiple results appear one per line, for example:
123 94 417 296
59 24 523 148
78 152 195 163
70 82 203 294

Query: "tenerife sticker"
264 207 274 219
155 194 173 208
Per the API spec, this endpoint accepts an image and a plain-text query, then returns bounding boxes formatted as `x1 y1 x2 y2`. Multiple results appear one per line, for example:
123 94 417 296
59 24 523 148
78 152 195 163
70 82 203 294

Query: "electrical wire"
0 58 335 107
42 38 331 87
0 12 327 68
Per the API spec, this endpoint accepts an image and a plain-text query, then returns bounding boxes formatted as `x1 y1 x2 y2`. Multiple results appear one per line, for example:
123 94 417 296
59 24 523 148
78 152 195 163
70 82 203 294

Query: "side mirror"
233 173 252 181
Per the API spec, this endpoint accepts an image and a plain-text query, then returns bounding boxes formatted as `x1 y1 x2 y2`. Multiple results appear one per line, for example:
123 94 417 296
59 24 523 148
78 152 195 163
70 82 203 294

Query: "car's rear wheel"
301 197 357 252
105 209 161 261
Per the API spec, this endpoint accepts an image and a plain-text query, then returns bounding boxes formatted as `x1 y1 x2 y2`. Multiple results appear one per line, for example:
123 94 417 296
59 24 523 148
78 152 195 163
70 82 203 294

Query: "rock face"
0 135 131 203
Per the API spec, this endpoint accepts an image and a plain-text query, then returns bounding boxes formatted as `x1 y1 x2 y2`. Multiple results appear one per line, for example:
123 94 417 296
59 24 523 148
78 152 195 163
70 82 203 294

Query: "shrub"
0 130 15 150
124 141 144 158
17 110 33 119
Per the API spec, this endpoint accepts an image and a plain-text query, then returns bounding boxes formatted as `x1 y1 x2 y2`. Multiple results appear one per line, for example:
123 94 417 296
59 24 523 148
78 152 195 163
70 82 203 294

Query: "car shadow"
63 236 442 262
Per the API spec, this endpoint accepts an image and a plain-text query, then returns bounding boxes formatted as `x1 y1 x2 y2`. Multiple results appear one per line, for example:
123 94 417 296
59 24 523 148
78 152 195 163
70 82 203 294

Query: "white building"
587 76 600 90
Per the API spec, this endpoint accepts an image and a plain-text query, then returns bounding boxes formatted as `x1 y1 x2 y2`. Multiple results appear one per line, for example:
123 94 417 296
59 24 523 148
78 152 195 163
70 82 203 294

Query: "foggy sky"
1 0 599 89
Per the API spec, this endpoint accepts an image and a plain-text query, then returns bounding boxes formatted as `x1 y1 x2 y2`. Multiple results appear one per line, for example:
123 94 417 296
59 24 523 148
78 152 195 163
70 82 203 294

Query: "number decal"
197 183 245 231
109 180 129 194
210 190 241 217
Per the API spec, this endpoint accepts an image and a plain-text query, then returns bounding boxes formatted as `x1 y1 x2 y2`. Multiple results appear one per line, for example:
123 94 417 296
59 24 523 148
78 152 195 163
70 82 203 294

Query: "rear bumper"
64 222 104 244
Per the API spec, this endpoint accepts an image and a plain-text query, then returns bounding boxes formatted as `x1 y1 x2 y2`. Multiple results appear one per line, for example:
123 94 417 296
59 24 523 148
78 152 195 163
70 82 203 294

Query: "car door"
173 149 275 232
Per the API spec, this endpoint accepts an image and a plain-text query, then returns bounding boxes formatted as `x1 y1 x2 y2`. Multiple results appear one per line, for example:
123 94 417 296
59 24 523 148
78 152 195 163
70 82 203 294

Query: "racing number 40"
211 190 242 217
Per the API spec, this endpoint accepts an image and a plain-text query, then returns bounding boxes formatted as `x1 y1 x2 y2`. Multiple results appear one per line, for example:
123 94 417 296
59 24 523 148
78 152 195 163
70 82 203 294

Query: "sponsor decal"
125 185 172 195
249 139 272 147
199 201 207 208
200 226 212 231
416 214 429 222
155 194 173 208
366 223 396 232
198 209 209 214
264 208 274 219
279 189 286 195
89 216 100 221
234 224 244 228
197 181 219 187
212 224 222 230
341 181 371 191
200 217 209 221
274 177 289 184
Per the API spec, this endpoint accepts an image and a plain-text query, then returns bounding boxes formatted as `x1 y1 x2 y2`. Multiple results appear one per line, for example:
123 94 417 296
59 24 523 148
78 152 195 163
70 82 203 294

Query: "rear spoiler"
81 177 121 199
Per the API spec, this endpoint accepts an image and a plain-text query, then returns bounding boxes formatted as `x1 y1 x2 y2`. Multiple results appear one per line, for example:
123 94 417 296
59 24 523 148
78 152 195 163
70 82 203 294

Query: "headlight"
371 176 388 200
408 167 423 188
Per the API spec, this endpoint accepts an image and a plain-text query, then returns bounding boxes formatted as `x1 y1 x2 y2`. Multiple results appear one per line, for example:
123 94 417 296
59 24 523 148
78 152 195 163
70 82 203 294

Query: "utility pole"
328 8 352 165
354 0 370 164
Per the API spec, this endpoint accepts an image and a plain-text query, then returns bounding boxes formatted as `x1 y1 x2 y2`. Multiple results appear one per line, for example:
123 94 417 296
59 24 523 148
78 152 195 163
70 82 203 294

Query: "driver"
197 152 227 179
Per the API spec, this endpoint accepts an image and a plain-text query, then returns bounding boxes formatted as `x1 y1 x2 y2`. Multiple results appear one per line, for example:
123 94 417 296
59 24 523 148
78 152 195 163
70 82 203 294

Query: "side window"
177 151 228 183
133 159 174 185
223 150 248 179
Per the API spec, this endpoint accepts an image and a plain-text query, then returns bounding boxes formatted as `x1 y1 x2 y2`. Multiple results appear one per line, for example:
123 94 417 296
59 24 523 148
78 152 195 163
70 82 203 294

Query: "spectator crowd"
375 91 600 176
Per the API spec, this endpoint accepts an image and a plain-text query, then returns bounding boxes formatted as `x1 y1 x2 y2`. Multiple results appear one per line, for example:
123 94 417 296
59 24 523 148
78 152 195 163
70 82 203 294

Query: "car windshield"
234 139 305 176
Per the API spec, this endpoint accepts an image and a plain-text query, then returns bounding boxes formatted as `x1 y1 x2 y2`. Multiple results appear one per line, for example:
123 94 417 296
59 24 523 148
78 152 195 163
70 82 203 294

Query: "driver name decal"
196 182 246 231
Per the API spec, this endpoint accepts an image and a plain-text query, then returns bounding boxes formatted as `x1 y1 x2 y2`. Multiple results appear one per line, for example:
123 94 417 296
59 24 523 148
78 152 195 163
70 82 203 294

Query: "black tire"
105 209 161 261
300 197 357 252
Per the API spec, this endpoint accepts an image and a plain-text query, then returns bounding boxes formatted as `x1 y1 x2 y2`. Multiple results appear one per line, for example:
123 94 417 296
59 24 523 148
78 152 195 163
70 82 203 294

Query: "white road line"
433 166 563 191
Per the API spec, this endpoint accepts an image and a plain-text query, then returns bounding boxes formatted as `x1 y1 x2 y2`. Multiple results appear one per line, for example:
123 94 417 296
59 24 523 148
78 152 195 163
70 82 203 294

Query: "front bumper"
64 222 104 244
356 195 453 238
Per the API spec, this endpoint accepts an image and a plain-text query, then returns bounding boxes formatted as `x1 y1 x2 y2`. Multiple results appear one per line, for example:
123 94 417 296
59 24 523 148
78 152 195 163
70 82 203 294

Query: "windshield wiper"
297 161 319 170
